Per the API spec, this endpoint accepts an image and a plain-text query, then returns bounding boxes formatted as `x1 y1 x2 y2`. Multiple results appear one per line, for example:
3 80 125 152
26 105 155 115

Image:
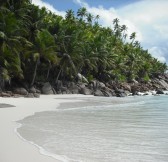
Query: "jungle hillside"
0 0 167 95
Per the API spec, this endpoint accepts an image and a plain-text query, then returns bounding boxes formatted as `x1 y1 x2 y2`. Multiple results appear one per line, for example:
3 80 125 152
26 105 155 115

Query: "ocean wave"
15 123 74 162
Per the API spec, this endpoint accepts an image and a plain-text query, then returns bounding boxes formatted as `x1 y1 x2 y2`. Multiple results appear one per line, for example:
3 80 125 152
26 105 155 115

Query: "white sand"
0 94 93 162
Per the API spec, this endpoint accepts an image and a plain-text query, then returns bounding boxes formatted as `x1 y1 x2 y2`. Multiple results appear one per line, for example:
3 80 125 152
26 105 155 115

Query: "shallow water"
17 95 168 162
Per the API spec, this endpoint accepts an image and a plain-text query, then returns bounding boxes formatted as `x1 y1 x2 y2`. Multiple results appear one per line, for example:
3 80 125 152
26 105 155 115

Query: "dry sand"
0 94 93 162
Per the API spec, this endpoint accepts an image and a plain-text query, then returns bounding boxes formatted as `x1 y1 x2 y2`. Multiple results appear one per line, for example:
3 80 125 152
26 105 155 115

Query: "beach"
1 94 168 162
0 94 94 162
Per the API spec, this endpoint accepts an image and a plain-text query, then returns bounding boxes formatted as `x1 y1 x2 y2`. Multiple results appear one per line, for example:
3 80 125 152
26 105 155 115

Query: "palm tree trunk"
46 61 51 80
31 58 39 86
64 53 77 75
0 68 5 91
55 68 62 84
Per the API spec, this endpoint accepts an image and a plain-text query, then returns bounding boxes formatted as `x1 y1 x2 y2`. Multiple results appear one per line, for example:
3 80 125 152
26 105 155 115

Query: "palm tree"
95 14 100 23
0 6 25 83
121 24 127 41
2 0 31 33
25 29 57 86
130 32 136 43
26 5 48 43
113 18 120 31
87 13 94 24
65 9 75 21
0 3 167 88
77 7 87 21
133 41 140 48
55 53 77 83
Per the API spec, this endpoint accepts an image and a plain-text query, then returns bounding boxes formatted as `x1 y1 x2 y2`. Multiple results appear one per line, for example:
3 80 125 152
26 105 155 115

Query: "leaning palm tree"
24 29 57 86
130 32 136 44
55 52 77 83
121 24 127 41
95 15 100 22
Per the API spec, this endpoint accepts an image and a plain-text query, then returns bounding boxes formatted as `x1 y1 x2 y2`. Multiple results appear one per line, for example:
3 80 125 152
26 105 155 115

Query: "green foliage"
0 1 167 87
2 68 10 81
87 74 94 82
143 73 150 82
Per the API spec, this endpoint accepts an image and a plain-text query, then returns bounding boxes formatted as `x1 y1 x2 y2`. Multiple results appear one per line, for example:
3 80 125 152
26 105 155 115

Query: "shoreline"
15 123 69 162
0 94 93 162
14 94 168 162
0 94 167 162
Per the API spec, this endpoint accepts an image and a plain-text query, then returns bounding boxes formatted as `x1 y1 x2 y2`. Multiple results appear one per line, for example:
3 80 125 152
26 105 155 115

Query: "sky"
32 0 168 64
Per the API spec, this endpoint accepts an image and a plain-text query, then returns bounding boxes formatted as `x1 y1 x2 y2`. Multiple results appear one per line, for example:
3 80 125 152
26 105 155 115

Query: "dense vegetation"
0 0 167 89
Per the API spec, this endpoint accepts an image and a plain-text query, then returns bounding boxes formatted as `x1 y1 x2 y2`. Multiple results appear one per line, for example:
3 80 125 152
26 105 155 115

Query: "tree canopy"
0 1 167 88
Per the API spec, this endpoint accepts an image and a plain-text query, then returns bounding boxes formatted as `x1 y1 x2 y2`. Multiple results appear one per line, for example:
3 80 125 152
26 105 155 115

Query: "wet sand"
0 94 94 162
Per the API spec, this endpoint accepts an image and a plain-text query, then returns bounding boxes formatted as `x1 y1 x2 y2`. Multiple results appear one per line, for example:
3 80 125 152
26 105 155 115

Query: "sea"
16 95 168 162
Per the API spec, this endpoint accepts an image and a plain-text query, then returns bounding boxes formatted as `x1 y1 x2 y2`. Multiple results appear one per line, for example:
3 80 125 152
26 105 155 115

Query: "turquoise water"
17 95 168 162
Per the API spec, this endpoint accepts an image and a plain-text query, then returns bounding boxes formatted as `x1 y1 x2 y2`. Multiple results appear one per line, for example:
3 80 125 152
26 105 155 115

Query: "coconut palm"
0 2 167 88
0 7 25 83
65 9 75 21
121 24 127 41
24 29 57 86
87 13 94 24
130 32 136 43
113 18 120 31
77 7 87 21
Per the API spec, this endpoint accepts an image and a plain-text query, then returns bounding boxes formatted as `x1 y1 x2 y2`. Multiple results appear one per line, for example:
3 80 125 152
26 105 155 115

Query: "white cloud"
74 0 168 63
117 0 168 63
32 0 66 17
117 0 168 43
31 0 168 64
73 0 143 41
149 47 167 63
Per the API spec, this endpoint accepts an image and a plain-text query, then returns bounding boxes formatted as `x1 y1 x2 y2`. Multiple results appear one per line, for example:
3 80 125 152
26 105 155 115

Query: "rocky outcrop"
0 92 11 97
68 82 79 94
25 93 34 98
77 82 88 89
77 73 89 83
14 87 28 95
24 93 40 98
0 73 168 98
94 89 104 96
101 87 114 97
29 86 36 93
156 79 168 90
70 88 79 94
34 93 40 98
54 80 68 94
80 87 92 95
115 89 126 97
41 82 54 94
101 89 112 97
156 89 164 94
120 83 131 92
